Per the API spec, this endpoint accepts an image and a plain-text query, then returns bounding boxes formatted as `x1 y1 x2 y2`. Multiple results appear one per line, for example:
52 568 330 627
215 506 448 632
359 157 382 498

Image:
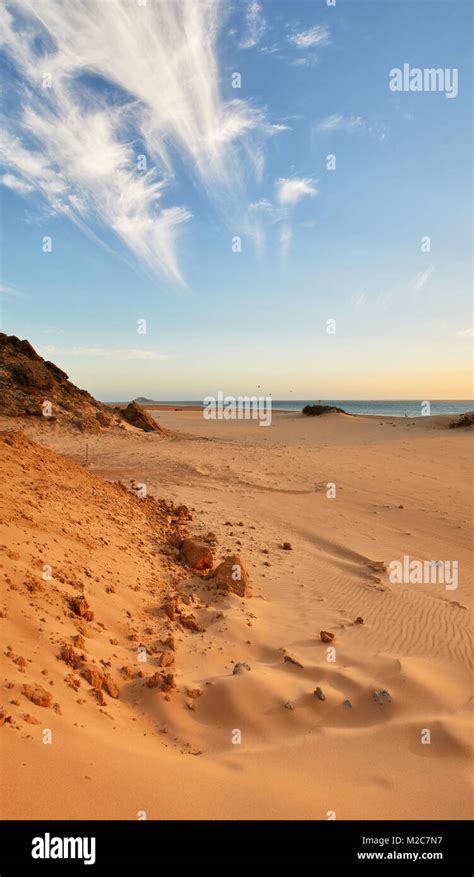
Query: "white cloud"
455 327 474 338
288 25 330 49
239 1 266 49
276 176 318 207
0 0 280 283
40 346 171 361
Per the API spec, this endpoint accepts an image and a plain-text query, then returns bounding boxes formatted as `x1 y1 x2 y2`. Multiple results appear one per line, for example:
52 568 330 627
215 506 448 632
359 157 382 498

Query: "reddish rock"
103 677 120 699
163 635 176 651
0 707 12 726
282 542 292 550
161 673 176 692
22 685 52 708
178 612 200 632
59 644 82 669
71 597 90 617
93 689 107 706
158 651 175 668
214 554 249 597
320 631 335 643
187 688 202 699
23 713 41 724
120 401 163 433
181 538 214 572
81 665 105 689
146 672 176 692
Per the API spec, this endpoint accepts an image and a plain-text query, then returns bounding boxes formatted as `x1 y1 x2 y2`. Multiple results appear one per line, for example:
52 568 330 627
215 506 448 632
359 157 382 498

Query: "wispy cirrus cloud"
239 1 266 49
0 0 280 284
0 173 34 194
39 346 172 361
316 114 387 142
317 114 365 133
0 281 19 296
410 266 435 292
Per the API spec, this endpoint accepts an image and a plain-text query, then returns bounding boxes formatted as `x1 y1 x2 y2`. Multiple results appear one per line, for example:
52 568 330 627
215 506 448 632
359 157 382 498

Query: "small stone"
284 655 304 668
186 688 202 699
368 561 387 573
284 701 295 710
158 651 175 668
314 687 325 701
320 630 335 643
373 689 391 706
354 616 364 625
21 685 52 708
233 662 251 675
282 542 292 550
342 698 352 708
181 538 214 572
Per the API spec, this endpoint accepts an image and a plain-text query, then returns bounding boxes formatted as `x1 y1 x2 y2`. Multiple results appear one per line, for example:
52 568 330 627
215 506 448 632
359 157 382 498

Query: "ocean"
139 400 473 418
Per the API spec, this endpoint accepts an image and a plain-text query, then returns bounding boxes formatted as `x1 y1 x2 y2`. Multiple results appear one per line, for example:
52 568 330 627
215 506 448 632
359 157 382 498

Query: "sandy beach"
1 406 472 820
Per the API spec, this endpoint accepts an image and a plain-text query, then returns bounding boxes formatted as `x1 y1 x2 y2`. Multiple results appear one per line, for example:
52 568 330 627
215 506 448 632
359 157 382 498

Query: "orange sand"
0 410 472 820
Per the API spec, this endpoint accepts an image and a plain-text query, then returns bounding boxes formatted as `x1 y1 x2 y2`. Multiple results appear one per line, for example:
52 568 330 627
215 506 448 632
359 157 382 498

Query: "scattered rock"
70 597 94 621
59 644 83 669
282 542 292 550
23 713 41 724
181 538 214 572
21 685 52 708
320 630 335 643
233 662 251 675
119 401 163 433
186 688 202 699
284 655 304 668
214 554 250 597
163 635 176 651
158 651 175 668
354 616 364 625
368 561 387 573
314 687 325 701
0 707 12 726
342 698 352 708
179 612 200 632
284 701 295 710
373 689 391 706
81 665 104 689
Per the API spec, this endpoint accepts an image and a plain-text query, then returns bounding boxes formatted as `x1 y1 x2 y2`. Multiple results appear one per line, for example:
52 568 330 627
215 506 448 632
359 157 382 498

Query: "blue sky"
1 0 472 400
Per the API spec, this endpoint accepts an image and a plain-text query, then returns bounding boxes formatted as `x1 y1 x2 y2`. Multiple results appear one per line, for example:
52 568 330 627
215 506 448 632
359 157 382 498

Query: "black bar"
0 820 471 871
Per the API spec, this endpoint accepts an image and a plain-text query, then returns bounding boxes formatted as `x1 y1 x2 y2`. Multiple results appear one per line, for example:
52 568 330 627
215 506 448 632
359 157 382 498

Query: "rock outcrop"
118 400 163 432
0 332 116 432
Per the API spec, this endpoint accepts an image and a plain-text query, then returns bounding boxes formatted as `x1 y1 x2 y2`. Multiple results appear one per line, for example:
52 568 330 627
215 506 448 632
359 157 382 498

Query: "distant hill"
134 397 161 405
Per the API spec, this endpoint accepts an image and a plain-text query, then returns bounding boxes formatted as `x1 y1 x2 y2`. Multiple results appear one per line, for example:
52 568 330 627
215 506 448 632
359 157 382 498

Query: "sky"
0 0 472 401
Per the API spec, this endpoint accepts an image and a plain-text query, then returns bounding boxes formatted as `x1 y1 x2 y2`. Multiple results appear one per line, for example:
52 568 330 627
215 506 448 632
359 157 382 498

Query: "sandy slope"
0 411 472 820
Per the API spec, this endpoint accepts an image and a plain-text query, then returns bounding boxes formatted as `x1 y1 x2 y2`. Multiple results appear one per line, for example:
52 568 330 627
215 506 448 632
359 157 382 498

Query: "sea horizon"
105 398 473 418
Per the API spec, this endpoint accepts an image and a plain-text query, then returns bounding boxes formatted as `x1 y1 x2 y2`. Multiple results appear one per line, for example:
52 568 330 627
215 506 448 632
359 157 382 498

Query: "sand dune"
0 410 472 820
